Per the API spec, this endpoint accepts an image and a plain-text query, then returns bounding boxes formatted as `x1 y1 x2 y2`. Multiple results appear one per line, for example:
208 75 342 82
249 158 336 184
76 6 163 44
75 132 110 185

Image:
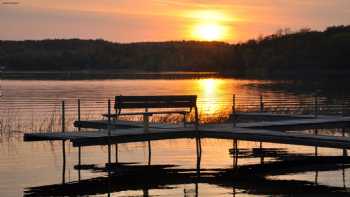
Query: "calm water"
1 79 349 197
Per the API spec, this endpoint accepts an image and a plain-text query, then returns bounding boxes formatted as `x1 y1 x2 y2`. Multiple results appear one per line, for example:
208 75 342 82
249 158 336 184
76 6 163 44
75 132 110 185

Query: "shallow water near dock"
1 78 350 196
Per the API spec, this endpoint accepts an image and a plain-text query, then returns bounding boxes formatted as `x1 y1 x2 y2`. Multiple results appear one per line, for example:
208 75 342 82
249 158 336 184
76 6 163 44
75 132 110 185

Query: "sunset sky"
1 0 349 43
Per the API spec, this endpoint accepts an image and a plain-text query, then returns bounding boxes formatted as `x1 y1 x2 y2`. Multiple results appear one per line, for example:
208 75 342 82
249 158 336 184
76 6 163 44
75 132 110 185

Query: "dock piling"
260 95 264 112
115 144 118 164
61 101 65 133
314 95 319 118
232 94 236 127
107 99 112 167
61 101 66 184
232 139 238 170
148 141 152 165
342 128 348 156
77 99 82 179
314 129 318 156
259 142 264 164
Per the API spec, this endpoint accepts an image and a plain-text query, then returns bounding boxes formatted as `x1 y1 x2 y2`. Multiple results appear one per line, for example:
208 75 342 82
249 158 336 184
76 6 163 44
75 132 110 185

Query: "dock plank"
74 120 186 129
237 116 350 129
24 115 350 149
24 124 350 149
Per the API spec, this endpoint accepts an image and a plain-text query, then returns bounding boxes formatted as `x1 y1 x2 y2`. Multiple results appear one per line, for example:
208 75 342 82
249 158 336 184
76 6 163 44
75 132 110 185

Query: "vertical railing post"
143 108 149 133
314 95 319 118
342 95 346 117
260 95 264 113
107 99 111 168
259 141 264 164
343 128 348 156
314 129 318 156
232 94 236 127
77 99 81 131
62 101 65 133
77 99 81 180
61 101 66 184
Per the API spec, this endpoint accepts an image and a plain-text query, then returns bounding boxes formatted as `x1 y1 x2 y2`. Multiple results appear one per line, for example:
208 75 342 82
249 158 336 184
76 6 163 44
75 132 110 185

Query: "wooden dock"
24 115 350 149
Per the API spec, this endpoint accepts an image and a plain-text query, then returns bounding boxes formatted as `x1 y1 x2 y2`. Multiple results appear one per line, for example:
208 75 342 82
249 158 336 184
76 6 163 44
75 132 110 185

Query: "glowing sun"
188 10 230 41
193 23 225 41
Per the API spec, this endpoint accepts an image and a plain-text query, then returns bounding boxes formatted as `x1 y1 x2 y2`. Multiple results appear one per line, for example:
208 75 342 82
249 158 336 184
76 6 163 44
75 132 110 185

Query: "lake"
1 78 350 196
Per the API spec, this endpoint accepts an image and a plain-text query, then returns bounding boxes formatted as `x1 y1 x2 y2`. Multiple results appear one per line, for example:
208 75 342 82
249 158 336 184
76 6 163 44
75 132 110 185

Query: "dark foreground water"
1 78 350 197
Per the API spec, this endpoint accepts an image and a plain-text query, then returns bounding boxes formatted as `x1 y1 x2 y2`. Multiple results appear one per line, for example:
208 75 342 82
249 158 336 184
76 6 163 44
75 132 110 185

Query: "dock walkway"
24 115 350 149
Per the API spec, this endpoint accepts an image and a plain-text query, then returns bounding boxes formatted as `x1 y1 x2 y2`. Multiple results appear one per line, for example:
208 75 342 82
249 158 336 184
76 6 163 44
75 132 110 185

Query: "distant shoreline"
0 71 226 80
2 70 350 80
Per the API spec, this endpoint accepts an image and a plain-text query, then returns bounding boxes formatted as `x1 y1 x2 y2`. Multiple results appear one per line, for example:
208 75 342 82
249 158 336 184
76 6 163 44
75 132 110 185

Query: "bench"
103 95 199 131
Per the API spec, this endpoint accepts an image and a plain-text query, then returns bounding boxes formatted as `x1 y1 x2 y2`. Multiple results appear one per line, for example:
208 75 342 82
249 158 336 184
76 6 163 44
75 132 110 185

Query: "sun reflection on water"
197 79 228 120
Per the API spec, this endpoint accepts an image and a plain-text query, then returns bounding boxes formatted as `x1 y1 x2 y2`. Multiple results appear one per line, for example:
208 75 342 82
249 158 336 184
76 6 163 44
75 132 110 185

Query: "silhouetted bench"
103 95 199 131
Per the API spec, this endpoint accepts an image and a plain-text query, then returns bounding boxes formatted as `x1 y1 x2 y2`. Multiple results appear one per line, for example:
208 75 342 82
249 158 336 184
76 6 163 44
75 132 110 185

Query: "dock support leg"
314 95 319 118
343 163 346 189
107 99 112 172
314 129 318 156
62 140 66 184
77 99 82 180
195 137 202 176
61 101 66 184
78 146 81 181
232 139 238 170
342 128 348 156
259 142 264 165
232 94 236 127
115 144 118 164
314 128 319 186
148 140 152 165
260 95 264 112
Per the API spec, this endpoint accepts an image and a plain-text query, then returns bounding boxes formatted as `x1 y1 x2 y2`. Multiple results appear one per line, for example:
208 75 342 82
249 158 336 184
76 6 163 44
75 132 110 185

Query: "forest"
0 25 349 78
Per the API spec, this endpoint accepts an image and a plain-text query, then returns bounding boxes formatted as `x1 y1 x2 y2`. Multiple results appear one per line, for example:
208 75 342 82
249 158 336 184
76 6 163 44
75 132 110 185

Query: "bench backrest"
115 95 197 110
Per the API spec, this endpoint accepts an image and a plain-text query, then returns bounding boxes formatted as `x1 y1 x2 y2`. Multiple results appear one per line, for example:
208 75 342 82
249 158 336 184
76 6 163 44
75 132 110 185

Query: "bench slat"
116 95 196 102
103 110 189 117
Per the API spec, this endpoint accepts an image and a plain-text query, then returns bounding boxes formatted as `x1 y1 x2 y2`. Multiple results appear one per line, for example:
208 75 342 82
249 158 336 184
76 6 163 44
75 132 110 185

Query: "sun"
187 10 230 41
193 23 224 41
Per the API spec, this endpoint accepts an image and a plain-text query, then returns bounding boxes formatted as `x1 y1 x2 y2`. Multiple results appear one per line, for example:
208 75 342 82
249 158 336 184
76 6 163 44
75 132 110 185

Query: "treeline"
0 25 349 77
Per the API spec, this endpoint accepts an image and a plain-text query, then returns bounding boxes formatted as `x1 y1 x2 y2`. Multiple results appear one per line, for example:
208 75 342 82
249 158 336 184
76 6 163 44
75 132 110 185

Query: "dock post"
314 129 318 156
258 95 264 163
232 94 236 127
232 139 238 170
195 137 202 176
144 107 151 165
314 122 319 186
115 144 118 164
148 141 152 165
62 101 65 133
314 95 319 118
342 128 348 156
260 95 264 112
259 142 264 164
107 99 112 169
342 95 346 117
61 101 66 184
77 99 81 180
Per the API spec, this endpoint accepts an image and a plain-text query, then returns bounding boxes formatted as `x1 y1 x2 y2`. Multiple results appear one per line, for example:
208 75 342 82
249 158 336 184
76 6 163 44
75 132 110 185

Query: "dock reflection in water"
24 139 350 196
